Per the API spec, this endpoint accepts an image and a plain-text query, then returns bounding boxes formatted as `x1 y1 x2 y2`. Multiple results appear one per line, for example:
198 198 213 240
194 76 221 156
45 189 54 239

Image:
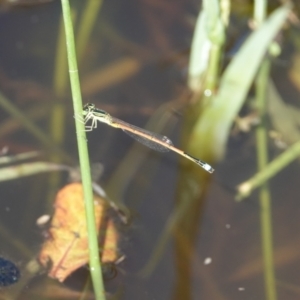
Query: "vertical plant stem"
254 0 267 25
205 43 222 92
203 0 225 94
254 2 277 299
255 59 277 300
60 1 105 299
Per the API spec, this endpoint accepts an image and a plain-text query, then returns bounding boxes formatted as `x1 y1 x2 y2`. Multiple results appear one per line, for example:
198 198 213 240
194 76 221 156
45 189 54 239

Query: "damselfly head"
83 103 95 112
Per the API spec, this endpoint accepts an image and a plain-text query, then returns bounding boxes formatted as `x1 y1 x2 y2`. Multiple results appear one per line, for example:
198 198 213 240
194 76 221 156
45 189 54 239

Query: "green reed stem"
60 1 105 299
254 0 267 26
236 139 300 200
255 58 277 300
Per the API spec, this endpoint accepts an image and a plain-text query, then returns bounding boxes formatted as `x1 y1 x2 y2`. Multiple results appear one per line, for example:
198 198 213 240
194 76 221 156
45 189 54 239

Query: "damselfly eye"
83 103 95 110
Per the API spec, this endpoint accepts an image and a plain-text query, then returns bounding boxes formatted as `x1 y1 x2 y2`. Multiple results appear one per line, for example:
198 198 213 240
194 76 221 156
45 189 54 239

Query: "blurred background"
0 0 300 299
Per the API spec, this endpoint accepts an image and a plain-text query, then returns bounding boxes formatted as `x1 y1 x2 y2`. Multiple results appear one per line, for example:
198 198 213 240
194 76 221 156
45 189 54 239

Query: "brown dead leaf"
38 183 120 282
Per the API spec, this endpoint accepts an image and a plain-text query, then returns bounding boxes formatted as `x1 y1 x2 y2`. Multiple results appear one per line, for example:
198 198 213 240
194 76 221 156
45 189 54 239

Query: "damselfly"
82 103 214 173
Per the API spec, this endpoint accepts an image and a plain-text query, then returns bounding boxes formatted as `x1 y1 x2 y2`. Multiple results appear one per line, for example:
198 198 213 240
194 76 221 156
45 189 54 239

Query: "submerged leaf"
38 183 120 282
